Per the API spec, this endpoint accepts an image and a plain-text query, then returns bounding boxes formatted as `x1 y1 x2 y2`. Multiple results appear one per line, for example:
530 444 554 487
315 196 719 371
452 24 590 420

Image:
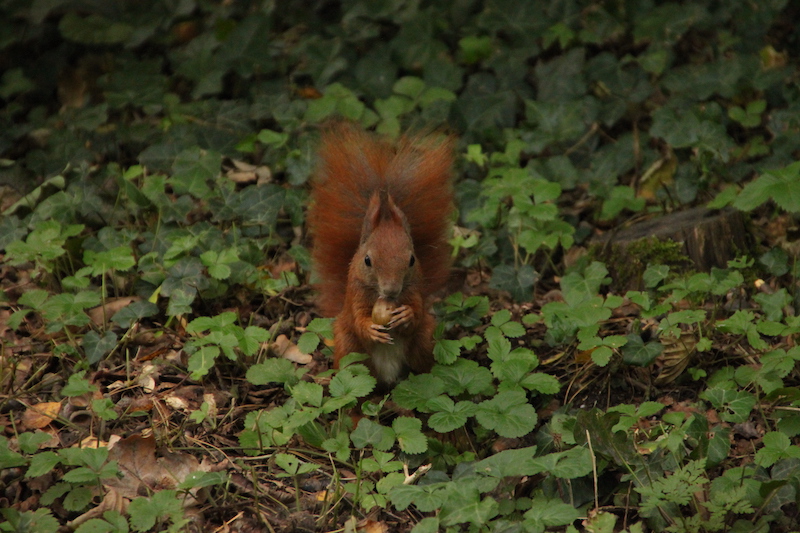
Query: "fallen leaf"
22 401 62 430
105 434 208 504
272 334 312 364
88 296 141 327
360 519 389 533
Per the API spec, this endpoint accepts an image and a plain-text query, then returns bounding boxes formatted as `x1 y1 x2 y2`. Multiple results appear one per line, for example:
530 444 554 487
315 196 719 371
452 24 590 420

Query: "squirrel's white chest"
371 338 406 385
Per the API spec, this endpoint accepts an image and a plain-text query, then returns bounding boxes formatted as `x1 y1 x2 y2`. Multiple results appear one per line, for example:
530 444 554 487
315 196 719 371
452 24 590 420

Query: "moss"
592 237 693 291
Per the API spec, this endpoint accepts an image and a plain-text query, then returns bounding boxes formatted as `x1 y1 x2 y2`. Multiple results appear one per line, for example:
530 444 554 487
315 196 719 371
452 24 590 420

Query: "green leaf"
700 388 756 423
64 486 93 511
170 147 222 199
440 488 499 527
519 372 561 394
433 339 461 365
246 358 301 386
274 453 318 476
393 417 427 454
459 36 493 65
25 451 60 478
82 331 118 365
296 331 320 355
322 431 351 463
350 418 395 451
431 359 494 396
733 161 800 212
427 396 477 433
92 399 119 421
110 300 159 329
410 517 439 533
600 186 645 220
59 13 133 44
489 264 538 302
754 431 800 467
17 432 53 454
621 334 663 366
0 509 59 533
187 345 219 380
290 381 323 407
128 490 184 532
392 374 446 411
74 510 129 533
523 494 580 528
475 391 538 438
62 372 95 397
83 246 136 275
329 368 376 399
200 248 238 280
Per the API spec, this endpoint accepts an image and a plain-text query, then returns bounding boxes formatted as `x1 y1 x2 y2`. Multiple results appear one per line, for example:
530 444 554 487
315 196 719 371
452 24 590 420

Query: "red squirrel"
307 123 454 387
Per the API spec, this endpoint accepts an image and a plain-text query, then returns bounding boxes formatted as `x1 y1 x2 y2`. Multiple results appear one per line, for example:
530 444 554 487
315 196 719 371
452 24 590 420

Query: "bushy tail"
307 123 454 317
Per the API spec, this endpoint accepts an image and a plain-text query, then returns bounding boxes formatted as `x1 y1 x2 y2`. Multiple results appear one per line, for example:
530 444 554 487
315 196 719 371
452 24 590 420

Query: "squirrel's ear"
361 192 382 242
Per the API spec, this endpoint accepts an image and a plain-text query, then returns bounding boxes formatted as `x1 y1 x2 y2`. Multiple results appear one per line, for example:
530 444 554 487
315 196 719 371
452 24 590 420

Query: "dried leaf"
22 401 62 430
272 334 312 364
88 296 140 326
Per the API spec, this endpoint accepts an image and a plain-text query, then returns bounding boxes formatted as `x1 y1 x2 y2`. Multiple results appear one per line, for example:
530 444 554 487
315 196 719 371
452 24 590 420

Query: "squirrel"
307 123 454 388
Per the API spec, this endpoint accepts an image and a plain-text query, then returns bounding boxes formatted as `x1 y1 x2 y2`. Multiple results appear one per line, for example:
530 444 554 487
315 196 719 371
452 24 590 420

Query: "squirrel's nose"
379 283 402 301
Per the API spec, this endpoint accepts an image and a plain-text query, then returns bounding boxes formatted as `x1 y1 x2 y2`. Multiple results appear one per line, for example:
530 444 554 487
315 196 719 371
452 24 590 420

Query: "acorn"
371 298 395 326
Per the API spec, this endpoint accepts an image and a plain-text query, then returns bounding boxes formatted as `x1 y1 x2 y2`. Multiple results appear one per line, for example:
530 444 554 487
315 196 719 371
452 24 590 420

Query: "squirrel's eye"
364 255 372 267
409 254 416 267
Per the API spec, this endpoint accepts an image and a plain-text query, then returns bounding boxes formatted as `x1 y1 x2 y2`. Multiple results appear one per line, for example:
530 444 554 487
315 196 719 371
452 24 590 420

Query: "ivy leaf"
82 331 118 365
110 300 159 328
700 388 756 423
489 264 537 302
621 334 664 366
170 147 222 199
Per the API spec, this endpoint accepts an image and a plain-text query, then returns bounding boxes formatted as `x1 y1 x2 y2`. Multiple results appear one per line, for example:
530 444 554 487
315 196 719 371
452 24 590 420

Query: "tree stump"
594 207 751 289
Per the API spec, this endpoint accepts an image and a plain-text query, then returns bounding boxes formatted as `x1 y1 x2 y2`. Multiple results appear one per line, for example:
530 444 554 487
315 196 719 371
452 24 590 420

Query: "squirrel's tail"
308 123 454 317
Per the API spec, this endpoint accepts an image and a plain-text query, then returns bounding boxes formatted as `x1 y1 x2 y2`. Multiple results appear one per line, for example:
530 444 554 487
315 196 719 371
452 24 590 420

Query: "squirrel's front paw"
369 323 394 344
387 305 413 328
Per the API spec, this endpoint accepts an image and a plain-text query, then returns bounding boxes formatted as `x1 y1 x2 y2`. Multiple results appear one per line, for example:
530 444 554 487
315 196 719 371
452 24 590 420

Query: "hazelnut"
371 299 395 326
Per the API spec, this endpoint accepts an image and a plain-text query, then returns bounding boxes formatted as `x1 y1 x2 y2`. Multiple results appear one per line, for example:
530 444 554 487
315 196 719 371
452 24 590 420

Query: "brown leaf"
104 434 207 504
21 401 62 430
88 296 141 327
360 519 390 533
272 334 312 364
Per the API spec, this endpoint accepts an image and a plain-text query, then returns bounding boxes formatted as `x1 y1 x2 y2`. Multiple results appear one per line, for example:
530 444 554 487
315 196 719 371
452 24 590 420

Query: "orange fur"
307 123 454 386
308 123 454 317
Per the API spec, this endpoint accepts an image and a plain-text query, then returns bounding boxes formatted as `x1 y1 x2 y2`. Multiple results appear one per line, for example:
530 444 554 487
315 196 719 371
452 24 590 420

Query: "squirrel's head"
353 192 418 301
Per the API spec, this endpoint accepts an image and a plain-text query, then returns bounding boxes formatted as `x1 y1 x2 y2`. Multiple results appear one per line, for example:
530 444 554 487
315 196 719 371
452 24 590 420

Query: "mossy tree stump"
595 206 751 290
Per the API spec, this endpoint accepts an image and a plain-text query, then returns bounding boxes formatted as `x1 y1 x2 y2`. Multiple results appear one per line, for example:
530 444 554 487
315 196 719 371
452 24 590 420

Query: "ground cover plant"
1 0 800 531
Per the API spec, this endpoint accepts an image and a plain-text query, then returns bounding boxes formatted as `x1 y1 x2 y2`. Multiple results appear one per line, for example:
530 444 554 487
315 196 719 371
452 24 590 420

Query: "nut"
371 299 395 326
